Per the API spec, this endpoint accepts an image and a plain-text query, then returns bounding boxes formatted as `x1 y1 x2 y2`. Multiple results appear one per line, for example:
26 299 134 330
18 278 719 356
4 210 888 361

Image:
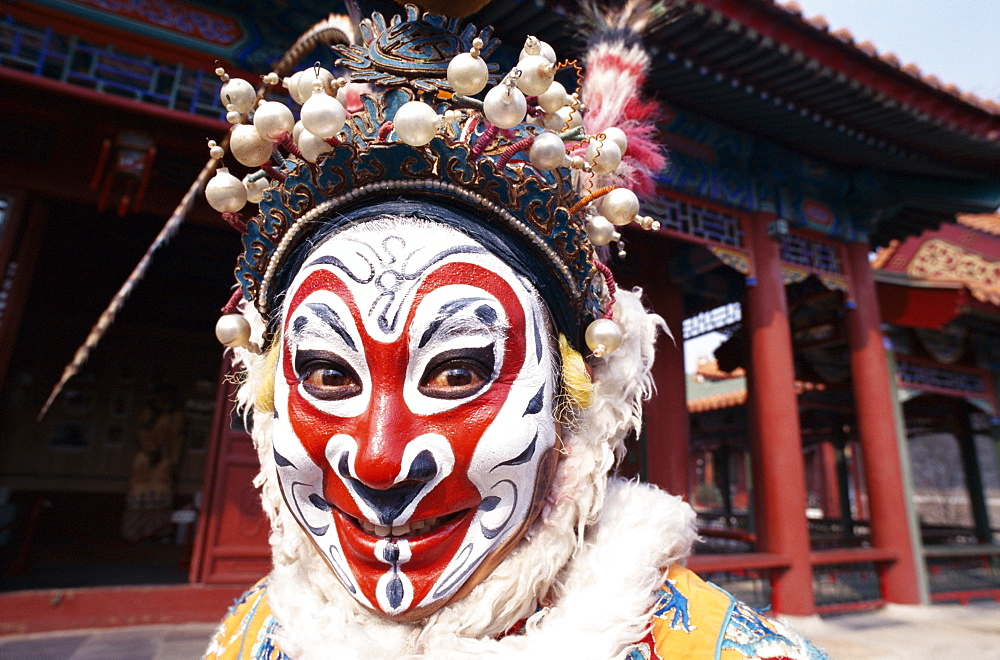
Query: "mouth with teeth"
356 513 458 538
357 517 447 538
333 504 476 568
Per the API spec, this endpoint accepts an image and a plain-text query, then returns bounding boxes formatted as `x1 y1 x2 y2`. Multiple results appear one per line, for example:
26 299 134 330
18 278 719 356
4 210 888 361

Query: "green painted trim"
28 0 246 58
886 348 932 604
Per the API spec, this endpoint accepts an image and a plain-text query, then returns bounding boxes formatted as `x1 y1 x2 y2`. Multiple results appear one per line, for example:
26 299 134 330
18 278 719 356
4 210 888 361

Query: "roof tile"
855 40 877 56
879 52 900 67
921 74 941 89
956 213 1000 237
806 15 829 31
831 27 853 43
772 0 998 117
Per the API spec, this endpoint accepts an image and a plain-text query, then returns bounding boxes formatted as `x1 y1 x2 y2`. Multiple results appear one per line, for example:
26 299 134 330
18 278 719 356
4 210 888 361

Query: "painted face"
271 219 558 618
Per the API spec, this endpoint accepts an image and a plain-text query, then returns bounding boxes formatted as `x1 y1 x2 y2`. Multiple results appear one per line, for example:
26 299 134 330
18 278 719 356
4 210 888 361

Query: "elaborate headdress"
206 3 666 360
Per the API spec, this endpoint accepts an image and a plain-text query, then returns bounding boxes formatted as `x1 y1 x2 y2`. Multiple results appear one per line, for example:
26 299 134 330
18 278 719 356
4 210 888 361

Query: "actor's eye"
296 350 362 400
419 361 488 399
418 346 494 399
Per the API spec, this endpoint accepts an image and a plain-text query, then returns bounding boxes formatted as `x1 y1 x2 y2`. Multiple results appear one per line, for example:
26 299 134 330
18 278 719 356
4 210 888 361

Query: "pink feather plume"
579 4 670 199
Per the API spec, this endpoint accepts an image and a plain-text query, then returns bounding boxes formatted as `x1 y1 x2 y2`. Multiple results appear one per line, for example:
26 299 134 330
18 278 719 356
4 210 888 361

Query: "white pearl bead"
544 105 582 131
301 88 347 139
540 41 557 63
297 129 334 163
483 84 527 129
447 52 489 96
293 120 305 143
226 109 242 124
519 38 556 64
586 137 622 174
537 81 568 113
516 55 555 96
602 127 629 155
529 132 567 170
585 215 618 245
215 314 252 348
220 77 255 114
243 174 269 203
208 143 225 160
230 123 273 167
253 100 294 141
296 67 334 102
602 188 640 226
393 101 439 146
205 167 247 213
585 318 623 357
284 71 306 104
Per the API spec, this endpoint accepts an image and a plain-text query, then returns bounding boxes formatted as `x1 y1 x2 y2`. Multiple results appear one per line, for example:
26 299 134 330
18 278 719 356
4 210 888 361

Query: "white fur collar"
266 479 696 659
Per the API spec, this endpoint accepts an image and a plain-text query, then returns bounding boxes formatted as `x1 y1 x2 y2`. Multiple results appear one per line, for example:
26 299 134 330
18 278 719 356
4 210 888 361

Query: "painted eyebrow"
304 254 374 284
291 302 358 351
417 297 499 349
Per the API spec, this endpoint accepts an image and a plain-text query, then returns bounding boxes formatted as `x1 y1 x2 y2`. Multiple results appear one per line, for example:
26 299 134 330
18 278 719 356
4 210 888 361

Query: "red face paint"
274 230 551 617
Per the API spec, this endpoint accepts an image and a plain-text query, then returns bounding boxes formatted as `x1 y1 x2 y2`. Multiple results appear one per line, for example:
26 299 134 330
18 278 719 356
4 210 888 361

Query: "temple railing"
689 546 897 614
692 543 1000 612
924 545 1000 604
809 548 895 613
687 553 788 611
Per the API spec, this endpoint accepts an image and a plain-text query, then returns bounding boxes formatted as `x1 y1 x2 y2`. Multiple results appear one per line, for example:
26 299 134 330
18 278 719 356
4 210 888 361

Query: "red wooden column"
743 212 815 614
844 241 922 604
645 276 691 497
819 440 842 520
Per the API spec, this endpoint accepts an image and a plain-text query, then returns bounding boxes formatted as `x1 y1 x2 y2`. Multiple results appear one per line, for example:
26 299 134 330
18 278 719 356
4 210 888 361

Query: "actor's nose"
337 449 438 526
348 387 422 489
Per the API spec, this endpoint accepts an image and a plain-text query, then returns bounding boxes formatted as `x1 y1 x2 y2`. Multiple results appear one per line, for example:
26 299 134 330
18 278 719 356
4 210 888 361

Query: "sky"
792 0 1000 100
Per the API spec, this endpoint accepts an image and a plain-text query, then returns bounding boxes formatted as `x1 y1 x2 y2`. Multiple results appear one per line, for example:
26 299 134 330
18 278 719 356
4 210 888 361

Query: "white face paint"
271 218 558 617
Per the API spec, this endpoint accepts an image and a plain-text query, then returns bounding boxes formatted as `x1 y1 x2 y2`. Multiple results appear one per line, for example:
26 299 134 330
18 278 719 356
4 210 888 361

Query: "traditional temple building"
872 213 1000 600
1 0 998 631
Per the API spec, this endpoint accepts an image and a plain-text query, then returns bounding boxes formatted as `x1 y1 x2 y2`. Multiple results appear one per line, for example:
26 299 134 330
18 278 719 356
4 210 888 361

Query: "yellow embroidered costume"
208 565 825 660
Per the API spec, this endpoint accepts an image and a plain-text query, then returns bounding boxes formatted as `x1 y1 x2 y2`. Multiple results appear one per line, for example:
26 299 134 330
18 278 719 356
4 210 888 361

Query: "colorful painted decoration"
271 219 558 616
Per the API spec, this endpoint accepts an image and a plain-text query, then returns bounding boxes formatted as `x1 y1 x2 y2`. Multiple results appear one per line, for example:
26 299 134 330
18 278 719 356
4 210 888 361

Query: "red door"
189 355 271 584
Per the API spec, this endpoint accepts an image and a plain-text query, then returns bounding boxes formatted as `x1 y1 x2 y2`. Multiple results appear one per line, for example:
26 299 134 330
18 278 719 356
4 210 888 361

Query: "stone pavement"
0 602 997 659
0 623 217 660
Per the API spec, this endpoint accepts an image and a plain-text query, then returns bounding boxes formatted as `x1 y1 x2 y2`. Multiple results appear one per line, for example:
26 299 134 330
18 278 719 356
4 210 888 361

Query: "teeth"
357 517 444 537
